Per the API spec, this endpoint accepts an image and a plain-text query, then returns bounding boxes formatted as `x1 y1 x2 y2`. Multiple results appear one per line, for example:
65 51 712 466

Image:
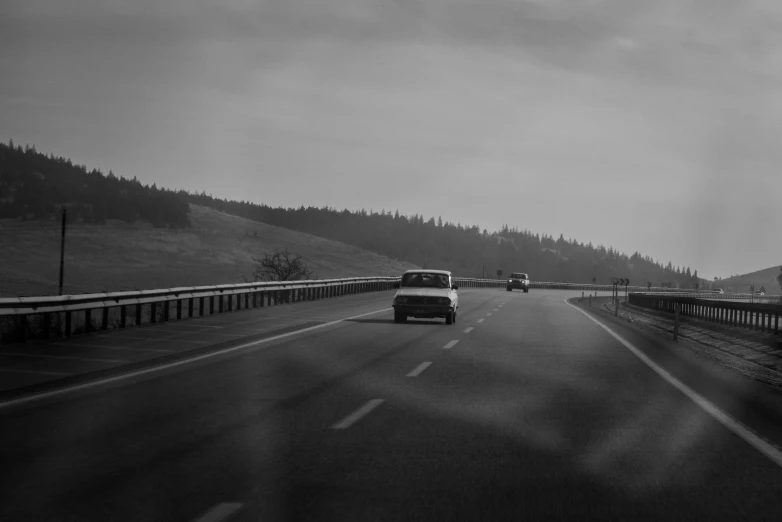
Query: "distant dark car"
507 272 529 292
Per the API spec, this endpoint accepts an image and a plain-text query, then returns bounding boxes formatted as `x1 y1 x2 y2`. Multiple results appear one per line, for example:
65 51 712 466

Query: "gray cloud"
2 0 782 277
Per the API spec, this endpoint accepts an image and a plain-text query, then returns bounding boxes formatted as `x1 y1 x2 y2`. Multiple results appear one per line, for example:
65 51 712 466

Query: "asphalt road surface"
2 288 782 521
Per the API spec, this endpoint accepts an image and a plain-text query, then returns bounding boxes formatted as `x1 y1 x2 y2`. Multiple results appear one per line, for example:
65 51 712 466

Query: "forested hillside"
1 140 704 287
184 192 703 287
0 140 189 228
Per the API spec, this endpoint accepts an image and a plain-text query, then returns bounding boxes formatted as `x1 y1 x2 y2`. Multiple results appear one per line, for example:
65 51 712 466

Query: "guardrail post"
163 301 169 322
189 298 194 317
39 312 51 339
199 297 205 316
102 307 109 330
177 300 183 320
85 309 93 332
18 315 27 343
673 303 680 341
150 303 157 323
65 310 72 337
120 306 127 328
775 313 779 335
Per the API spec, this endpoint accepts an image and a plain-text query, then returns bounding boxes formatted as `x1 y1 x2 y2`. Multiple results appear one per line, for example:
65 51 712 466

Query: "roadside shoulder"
566 297 782 457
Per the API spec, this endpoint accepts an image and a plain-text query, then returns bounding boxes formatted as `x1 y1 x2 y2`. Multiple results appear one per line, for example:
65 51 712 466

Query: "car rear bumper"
393 305 454 318
507 282 529 289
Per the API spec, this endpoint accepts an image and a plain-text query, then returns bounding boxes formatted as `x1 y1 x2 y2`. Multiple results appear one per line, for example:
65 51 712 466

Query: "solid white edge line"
190 502 244 522
443 340 460 350
0 307 393 411
463 327 474 333
331 399 385 429
564 298 782 469
406 361 433 377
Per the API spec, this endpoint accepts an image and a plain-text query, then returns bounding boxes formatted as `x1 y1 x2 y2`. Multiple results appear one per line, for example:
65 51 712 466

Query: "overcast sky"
2 0 781 279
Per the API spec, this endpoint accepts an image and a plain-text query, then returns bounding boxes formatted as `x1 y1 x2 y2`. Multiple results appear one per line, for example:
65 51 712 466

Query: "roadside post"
615 295 619 316
58 207 67 296
673 303 681 341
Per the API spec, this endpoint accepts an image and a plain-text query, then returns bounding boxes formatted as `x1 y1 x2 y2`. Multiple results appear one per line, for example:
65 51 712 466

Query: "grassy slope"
0 204 418 296
716 265 782 295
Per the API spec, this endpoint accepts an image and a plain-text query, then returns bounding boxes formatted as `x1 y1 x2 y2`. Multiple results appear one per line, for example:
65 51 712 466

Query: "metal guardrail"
628 292 782 336
0 276 747 344
636 291 779 303
0 276 509 344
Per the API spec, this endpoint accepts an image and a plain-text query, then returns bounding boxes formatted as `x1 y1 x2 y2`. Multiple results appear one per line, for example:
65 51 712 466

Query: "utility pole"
58 207 67 295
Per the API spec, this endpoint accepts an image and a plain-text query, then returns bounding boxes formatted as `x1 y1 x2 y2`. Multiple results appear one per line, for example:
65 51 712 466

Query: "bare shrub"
248 248 315 282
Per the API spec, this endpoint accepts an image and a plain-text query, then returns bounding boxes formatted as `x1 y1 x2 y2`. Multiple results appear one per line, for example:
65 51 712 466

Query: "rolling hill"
716 266 782 295
0 204 418 297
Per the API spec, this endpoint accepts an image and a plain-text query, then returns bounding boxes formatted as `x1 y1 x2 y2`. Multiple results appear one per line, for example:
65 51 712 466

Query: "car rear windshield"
510 273 528 279
401 273 450 288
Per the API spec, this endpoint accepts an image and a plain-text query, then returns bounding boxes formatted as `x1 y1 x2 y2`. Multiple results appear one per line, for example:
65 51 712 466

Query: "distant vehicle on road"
507 272 530 292
713 288 725 294
392 270 459 324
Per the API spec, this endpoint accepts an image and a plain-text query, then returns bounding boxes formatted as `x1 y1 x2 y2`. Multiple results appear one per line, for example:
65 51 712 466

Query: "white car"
392 269 459 325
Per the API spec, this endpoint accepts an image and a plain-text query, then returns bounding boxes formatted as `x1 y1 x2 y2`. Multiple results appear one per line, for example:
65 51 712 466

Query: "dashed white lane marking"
0 368 73 376
443 340 460 350
0 352 129 364
49 343 174 353
108 335 175 342
565 298 782 469
493 308 499 312
477 318 485 323
0 307 393 411
463 327 474 333
486 313 493 317
331 399 385 429
190 502 244 522
181 324 223 328
161 323 223 329
406 361 433 377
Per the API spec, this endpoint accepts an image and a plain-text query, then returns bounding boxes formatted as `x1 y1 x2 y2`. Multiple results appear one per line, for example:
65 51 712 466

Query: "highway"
1 288 782 521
